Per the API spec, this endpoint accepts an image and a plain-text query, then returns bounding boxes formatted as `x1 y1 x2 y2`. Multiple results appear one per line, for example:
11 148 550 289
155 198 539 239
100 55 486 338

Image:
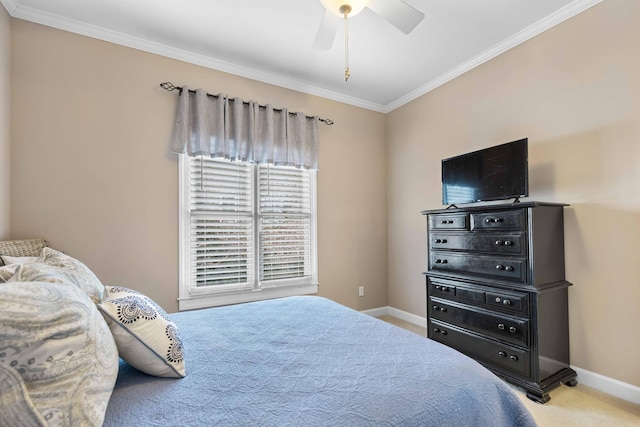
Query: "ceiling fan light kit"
315 0 425 82
320 0 368 17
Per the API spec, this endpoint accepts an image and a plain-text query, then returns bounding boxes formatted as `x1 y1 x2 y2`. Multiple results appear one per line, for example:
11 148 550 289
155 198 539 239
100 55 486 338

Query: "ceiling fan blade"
313 9 340 50
367 0 425 34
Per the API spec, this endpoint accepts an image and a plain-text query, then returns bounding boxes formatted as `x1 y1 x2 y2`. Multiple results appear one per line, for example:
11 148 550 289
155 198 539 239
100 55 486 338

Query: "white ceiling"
2 0 601 112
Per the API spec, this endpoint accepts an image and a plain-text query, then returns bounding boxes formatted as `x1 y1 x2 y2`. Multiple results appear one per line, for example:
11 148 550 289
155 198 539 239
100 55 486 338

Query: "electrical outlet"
358 286 364 297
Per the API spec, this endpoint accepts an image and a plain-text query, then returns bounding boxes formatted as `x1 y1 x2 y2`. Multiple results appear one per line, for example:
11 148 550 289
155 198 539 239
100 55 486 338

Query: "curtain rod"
159 82 333 126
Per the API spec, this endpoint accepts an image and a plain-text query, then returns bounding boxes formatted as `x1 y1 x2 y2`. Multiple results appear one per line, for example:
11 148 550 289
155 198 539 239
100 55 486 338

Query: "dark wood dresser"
422 201 576 403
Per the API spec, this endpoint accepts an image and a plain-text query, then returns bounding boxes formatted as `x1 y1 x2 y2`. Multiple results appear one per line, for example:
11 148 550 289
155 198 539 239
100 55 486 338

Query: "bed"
0 239 537 427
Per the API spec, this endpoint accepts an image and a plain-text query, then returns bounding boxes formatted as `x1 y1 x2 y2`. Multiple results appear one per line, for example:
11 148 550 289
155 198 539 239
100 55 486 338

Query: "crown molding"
5 0 602 114
0 0 17 15
384 0 604 113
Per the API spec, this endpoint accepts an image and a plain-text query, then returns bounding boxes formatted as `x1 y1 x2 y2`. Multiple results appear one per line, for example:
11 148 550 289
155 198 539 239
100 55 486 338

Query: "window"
178 155 317 310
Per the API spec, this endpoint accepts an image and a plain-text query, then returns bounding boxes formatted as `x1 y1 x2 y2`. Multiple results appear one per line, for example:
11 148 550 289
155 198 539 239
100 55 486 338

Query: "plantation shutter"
189 157 254 292
258 165 312 286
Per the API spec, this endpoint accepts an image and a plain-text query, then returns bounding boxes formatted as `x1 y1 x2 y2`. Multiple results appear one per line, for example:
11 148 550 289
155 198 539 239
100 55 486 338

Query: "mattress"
104 296 536 426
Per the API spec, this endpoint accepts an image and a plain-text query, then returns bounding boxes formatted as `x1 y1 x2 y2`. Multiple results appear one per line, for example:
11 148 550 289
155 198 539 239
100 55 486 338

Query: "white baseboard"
362 305 427 327
360 306 389 318
363 305 640 405
572 366 640 405
386 306 428 328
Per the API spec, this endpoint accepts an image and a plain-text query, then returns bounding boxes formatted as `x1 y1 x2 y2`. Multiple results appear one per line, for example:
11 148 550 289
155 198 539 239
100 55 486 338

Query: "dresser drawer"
430 252 526 282
456 286 485 304
429 279 485 305
429 297 529 347
429 320 531 378
428 214 468 230
471 210 524 231
430 232 525 255
485 290 528 314
430 282 456 298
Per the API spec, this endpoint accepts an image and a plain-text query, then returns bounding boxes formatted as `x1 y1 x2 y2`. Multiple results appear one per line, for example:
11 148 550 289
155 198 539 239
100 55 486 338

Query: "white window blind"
189 158 254 292
179 156 317 310
259 166 312 285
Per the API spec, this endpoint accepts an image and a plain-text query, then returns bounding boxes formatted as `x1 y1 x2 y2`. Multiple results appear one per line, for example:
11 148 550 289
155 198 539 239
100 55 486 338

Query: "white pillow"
0 255 39 265
0 281 119 426
97 286 186 378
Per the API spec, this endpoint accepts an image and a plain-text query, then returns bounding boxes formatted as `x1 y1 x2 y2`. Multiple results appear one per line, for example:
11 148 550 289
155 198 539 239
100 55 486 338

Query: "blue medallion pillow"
97 286 185 378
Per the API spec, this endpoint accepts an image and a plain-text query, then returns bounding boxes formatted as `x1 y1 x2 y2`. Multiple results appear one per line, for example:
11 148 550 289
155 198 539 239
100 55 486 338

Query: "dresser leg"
526 391 551 404
565 379 578 387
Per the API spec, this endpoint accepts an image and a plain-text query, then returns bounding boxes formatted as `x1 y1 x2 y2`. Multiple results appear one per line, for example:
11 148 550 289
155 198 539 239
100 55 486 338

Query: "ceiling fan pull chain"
344 11 350 81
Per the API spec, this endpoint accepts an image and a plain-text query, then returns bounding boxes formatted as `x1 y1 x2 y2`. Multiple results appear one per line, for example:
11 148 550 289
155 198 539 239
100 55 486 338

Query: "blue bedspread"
104 296 536 426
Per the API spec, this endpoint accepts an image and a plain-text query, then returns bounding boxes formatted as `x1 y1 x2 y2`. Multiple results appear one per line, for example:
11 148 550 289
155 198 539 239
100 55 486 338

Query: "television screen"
442 138 528 205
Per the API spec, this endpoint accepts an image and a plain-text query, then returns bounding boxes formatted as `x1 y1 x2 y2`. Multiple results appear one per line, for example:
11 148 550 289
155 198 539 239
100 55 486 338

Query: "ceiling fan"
313 0 425 81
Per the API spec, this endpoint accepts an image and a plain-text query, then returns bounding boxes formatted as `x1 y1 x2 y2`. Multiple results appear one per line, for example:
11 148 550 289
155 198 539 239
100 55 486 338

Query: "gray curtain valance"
170 87 319 170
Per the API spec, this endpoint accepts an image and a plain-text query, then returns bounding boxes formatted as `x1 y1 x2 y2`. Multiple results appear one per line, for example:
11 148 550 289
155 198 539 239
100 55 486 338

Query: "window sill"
178 284 318 311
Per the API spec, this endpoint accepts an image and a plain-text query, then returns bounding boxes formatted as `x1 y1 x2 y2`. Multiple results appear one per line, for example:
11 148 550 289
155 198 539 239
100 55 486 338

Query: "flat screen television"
442 138 528 205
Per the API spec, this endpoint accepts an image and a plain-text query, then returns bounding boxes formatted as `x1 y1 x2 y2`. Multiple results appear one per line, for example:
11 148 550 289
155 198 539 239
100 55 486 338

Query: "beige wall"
10 19 388 313
387 0 640 387
0 5 10 239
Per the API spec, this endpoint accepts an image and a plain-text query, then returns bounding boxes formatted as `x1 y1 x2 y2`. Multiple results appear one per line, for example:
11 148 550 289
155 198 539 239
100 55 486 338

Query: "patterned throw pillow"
0 281 119 426
35 247 105 303
0 255 39 265
0 363 47 426
0 264 20 282
97 286 186 378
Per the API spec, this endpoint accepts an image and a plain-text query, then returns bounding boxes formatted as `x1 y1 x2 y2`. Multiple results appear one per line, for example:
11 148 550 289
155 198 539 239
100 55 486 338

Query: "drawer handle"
435 259 448 264
496 264 505 270
495 240 513 246
485 217 504 224
497 323 505 331
440 330 447 335
509 326 517 333
435 239 448 244
498 352 518 361
440 307 447 312
496 264 514 272
433 305 447 312
503 299 512 306
441 220 455 224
